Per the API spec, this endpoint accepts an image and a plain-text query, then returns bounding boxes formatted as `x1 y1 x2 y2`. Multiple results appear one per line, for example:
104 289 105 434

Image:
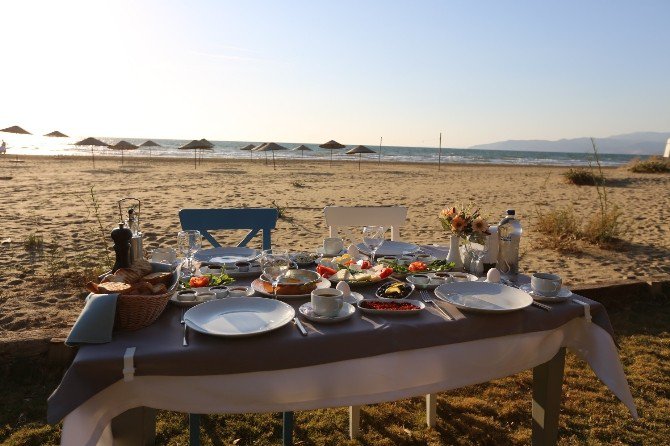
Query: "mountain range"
467 132 670 155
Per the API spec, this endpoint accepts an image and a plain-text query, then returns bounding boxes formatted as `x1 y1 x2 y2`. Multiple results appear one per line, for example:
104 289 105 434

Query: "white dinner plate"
298 302 356 323
434 282 533 313
250 277 332 299
184 297 295 337
194 247 259 265
519 284 572 303
356 241 420 257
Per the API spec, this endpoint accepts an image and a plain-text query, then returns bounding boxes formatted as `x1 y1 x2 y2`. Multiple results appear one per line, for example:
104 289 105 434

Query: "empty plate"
434 282 532 313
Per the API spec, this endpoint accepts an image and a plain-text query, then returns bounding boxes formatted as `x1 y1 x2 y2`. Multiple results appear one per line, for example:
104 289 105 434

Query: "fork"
420 290 454 321
181 308 188 347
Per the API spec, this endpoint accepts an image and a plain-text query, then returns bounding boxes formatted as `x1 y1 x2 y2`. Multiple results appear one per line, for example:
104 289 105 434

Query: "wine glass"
260 250 291 299
177 230 201 275
362 226 386 263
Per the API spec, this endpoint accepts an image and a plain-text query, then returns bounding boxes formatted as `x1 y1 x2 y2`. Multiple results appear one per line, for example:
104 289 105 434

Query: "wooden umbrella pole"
438 132 442 171
194 150 197 169
91 147 95 168
379 136 382 164
272 151 276 170
359 153 362 170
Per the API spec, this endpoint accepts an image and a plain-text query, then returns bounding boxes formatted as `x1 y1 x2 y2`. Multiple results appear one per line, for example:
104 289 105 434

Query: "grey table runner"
48 249 615 423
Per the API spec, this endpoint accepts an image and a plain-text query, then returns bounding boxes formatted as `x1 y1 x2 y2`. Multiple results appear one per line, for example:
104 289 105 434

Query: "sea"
0 133 642 167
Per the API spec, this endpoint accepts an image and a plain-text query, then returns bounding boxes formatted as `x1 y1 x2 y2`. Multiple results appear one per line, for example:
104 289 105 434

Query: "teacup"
323 237 344 255
531 273 562 297
311 288 344 318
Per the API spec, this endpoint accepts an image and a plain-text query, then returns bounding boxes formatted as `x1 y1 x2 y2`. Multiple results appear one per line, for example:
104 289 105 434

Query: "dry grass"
628 156 670 174
534 207 582 252
562 168 604 186
1 295 668 446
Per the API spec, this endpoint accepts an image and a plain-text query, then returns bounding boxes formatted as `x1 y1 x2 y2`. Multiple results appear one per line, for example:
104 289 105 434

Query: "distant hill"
467 132 670 155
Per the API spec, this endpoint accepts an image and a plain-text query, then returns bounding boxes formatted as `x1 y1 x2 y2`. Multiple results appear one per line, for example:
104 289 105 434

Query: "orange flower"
472 218 488 233
451 215 466 232
439 207 456 218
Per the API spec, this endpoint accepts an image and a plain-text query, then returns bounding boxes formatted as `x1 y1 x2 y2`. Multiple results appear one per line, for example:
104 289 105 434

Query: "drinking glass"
362 226 386 263
260 250 291 299
177 230 201 275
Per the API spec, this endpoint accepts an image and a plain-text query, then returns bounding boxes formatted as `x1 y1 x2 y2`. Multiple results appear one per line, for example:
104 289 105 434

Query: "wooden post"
379 136 382 164
426 393 437 427
349 405 361 439
532 348 566 446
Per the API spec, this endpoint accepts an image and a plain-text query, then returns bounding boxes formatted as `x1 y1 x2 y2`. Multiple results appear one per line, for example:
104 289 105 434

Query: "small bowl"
375 281 415 299
235 261 250 272
407 274 449 289
200 264 224 275
176 290 197 302
210 285 229 298
228 286 254 297
196 291 216 302
259 269 321 295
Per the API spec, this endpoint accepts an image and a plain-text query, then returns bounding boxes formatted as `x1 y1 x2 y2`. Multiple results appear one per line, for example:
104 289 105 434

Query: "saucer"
519 284 572 302
316 247 346 256
343 291 364 305
299 302 355 323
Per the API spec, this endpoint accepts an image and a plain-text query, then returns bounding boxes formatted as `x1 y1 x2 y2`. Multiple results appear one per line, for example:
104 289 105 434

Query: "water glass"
177 230 201 274
362 226 385 263
260 250 291 299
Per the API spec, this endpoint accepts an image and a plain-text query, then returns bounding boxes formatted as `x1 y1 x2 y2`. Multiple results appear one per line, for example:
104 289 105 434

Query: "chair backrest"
323 206 408 242
179 208 278 250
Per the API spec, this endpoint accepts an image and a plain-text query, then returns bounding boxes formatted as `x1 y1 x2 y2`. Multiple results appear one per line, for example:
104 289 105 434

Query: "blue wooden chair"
178 208 295 446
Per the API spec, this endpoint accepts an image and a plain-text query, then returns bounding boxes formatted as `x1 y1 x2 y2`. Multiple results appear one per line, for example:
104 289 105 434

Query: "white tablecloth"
61 317 636 446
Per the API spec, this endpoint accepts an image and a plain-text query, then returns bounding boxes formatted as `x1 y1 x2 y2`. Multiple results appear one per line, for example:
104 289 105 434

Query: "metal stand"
282 411 294 445
110 407 156 446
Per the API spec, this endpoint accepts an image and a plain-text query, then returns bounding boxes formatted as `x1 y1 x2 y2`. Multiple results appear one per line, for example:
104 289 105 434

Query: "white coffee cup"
311 288 344 318
323 237 344 255
531 273 562 297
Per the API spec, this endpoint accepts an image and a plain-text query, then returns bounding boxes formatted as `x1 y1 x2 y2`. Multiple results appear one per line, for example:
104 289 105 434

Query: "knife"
293 317 308 336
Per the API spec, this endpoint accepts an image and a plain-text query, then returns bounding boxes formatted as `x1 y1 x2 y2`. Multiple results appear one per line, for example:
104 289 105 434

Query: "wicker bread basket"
112 263 178 331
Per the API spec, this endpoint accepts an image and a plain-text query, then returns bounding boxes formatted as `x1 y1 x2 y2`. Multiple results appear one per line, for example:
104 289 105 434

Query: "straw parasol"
197 139 214 165
292 144 312 158
44 130 68 137
239 144 255 161
179 139 213 169
110 140 138 165
139 140 161 158
346 145 376 170
253 143 269 165
74 137 109 167
254 142 287 170
319 140 346 166
1 125 31 135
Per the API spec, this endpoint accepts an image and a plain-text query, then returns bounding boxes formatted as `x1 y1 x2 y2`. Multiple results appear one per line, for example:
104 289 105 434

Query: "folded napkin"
65 293 119 346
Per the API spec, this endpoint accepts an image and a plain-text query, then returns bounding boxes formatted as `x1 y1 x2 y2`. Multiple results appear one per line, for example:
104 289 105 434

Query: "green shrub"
628 156 670 173
562 168 603 185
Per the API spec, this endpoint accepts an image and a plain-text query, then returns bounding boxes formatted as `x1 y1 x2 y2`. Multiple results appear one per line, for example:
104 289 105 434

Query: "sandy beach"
0 155 668 346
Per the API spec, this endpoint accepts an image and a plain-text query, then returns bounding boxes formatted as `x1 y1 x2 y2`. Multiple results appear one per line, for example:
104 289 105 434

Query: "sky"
1 0 669 148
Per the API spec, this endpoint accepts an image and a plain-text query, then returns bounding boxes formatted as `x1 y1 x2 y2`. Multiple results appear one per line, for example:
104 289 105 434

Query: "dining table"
47 245 637 446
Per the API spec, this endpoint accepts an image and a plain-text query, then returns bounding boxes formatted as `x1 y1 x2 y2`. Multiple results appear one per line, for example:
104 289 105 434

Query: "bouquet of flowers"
438 205 490 238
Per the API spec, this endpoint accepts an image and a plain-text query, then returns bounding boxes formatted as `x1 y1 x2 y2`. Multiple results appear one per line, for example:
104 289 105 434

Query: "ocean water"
0 133 640 167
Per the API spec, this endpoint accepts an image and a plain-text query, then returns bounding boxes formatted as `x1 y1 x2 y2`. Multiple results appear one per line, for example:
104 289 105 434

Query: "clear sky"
2 0 669 147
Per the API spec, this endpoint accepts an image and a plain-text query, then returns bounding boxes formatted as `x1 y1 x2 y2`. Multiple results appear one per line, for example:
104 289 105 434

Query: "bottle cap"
506 209 515 215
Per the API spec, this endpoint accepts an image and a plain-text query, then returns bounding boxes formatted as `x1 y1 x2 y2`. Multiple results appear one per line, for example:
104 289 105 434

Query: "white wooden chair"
323 206 438 438
323 206 407 244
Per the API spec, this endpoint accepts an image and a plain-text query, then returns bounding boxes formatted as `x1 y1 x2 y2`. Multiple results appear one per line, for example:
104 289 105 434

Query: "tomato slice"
189 276 210 288
359 260 371 270
408 261 428 272
317 265 338 278
379 267 394 279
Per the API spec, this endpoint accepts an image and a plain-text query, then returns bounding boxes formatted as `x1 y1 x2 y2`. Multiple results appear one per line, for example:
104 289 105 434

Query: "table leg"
426 393 437 427
189 414 201 446
532 347 566 446
282 411 294 446
110 406 156 446
349 405 361 439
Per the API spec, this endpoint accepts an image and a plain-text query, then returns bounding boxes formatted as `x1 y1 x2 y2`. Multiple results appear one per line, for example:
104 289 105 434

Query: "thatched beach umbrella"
197 138 214 165
254 142 287 170
139 140 161 158
239 144 255 161
319 140 346 166
346 145 376 170
44 130 68 137
253 143 269 165
1 125 31 135
292 144 312 159
179 139 213 169
74 137 109 167
111 140 138 165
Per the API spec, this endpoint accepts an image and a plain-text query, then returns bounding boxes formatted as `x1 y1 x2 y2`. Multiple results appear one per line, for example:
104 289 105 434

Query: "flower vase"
445 234 464 271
